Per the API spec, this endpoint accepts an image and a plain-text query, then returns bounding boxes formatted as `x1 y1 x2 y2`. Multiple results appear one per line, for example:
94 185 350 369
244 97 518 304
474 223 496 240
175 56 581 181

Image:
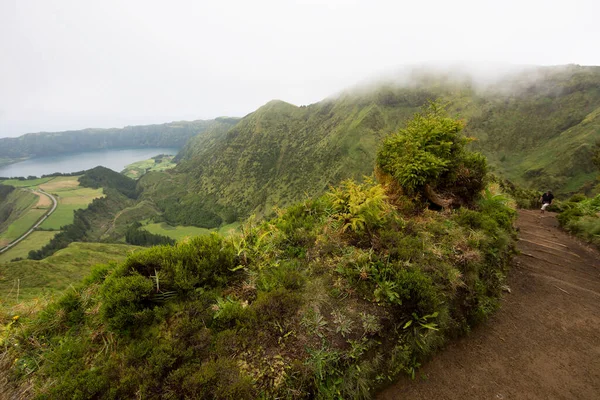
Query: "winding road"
0 189 58 254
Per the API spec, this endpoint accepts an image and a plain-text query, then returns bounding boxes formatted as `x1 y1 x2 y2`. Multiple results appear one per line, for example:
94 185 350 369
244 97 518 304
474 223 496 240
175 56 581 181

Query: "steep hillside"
1 112 517 397
0 119 218 166
0 187 39 246
0 242 142 307
142 65 600 226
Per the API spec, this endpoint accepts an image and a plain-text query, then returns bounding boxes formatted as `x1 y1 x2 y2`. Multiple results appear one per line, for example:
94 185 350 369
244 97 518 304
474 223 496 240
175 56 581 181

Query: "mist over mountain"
138 64 600 228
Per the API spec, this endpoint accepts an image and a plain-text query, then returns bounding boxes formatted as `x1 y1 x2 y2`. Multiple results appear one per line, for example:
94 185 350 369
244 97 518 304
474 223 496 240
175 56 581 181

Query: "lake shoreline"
0 147 181 178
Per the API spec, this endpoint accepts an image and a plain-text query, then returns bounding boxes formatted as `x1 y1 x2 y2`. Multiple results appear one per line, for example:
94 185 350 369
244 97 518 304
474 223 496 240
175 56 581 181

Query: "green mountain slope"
0 186 39 245
0 242 142 306
141 65 600 227
1 113 517 397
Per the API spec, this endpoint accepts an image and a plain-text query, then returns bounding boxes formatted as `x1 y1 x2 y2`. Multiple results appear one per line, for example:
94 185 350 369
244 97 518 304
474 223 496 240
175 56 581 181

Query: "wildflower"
12 315 19 321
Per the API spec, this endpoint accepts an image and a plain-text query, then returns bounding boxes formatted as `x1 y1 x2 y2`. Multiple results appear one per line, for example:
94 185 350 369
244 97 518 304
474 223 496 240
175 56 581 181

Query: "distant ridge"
0 119 220 167
140 65 600 227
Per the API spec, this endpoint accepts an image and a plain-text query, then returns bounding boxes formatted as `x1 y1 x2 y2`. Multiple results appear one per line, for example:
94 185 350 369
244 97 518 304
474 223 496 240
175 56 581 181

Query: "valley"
0 65 599 399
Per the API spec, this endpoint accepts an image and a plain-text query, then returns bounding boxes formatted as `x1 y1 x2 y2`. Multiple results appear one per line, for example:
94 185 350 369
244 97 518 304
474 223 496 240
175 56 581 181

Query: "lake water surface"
0 148 180 178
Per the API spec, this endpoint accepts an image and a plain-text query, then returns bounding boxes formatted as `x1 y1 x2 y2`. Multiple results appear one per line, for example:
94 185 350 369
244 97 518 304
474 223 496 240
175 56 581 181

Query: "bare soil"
31 191 51 208
378 210 600 400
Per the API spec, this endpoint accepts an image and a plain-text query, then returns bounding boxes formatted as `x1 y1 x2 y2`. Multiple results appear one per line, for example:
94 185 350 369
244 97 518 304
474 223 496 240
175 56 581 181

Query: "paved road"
378 210 600 400
0 189 58 254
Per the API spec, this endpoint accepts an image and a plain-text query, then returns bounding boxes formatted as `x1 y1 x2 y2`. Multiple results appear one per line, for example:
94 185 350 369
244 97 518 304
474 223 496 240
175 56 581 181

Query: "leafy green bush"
556 194 600 248
377 102 487 206
101 273 155 333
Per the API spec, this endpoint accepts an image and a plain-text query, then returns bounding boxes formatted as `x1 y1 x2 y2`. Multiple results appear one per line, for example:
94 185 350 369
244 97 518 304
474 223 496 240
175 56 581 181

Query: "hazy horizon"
2 0 599 138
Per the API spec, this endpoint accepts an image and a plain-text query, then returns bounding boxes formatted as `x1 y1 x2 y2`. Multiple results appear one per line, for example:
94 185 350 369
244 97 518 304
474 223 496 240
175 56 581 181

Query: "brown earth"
378 210 600 400
31 191 51 208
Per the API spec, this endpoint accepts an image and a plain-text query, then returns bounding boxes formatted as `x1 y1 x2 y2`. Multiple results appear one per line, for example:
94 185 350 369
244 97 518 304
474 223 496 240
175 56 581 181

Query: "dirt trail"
378 210 600 400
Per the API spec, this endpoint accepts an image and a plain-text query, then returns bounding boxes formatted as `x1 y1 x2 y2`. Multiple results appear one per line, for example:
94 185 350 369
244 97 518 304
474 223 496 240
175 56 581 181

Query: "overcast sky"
1 0 598 138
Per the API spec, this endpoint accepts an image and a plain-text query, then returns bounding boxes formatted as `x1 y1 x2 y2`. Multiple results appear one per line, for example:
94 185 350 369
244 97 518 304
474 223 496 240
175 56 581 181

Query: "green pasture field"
38 179 104 229
142 221 241 241
142 223 211 240
0 242 141 307
0 208 46 243
0 177 53 187
0 231 59 263
122 155 176 179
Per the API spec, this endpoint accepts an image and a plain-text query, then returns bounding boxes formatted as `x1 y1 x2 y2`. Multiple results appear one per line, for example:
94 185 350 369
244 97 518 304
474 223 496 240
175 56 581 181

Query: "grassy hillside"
121 154 177 180
0 158 517 399
0 188 42 247
0 242 141 307
140 66 600 227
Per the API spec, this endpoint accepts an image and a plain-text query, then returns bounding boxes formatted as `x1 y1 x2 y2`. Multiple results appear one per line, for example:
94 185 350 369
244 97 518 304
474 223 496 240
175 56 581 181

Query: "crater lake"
0 147 180 178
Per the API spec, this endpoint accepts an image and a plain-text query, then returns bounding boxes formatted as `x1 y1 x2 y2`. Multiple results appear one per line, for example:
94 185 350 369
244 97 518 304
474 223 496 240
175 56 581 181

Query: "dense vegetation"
28 189 134 260
554 194 600 248
125 222 176 247
26 168 145 259
79 166 138 199
138 65 600 228
0 120 217 166
1 109 517 399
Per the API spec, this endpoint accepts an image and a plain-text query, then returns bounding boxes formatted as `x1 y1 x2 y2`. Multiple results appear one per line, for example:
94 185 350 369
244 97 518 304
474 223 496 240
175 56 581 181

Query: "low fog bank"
335 62 599 98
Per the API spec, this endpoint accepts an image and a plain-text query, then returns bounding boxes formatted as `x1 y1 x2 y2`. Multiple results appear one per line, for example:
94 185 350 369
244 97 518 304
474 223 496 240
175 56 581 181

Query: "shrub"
376 102 487 206
167 359 255 399
101 272 155 333
117 233 239 292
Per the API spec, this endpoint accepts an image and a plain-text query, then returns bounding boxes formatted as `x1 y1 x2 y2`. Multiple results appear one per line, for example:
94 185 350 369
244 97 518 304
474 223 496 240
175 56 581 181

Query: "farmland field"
38 178 103 229
142 222 211 240
142 221 240 241
0 231 58 263
0 176 103 258
0 208 46 243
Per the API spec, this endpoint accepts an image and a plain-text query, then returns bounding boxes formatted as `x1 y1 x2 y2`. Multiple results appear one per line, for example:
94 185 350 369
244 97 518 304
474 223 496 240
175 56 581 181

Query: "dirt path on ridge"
378 210 600 400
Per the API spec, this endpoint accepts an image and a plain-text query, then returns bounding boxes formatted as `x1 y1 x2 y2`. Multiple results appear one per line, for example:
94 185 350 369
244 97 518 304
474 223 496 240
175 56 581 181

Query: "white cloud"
1 0 598 137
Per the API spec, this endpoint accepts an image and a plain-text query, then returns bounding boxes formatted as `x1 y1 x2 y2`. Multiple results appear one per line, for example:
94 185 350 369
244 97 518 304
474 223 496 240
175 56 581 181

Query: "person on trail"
540 190 554 213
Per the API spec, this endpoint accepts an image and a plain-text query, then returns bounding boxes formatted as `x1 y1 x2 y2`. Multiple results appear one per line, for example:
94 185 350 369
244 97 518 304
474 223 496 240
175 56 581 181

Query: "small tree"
376 102 487 207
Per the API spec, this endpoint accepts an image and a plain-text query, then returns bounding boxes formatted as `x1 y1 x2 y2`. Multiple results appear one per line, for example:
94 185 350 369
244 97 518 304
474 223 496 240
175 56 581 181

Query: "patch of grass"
0 177 53 187
218 221 241 236
141 221 241 242
0 231 58 263
39 181 104 230
0 208 46 242
142 223 211 240
0 242 141 307
122 155 177 180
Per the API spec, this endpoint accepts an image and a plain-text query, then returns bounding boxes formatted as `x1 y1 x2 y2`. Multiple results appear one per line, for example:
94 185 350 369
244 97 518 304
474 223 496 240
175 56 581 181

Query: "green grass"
39 204 82 230
0 208 46 243
0 177 53 187
142 223 211 240
0 231 59 263
141 221 241 241
218 221 241 235
38 179 104 229
122 155 177 179
0 242 141 307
